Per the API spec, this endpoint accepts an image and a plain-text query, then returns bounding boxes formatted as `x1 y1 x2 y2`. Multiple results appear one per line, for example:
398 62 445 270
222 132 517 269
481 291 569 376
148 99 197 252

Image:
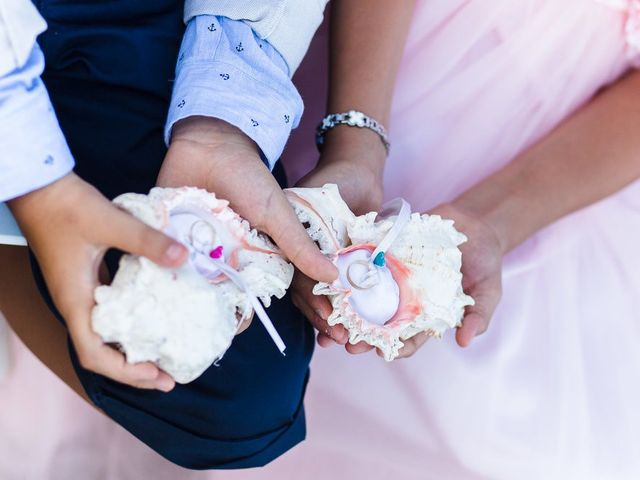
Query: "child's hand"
291 126 386 350
157 116 338 288
9 173 188 391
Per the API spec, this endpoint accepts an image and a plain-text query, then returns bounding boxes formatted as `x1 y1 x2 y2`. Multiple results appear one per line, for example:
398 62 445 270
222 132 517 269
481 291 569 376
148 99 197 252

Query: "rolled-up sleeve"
165 15 303 170
0 0 74 201
184 0 329 75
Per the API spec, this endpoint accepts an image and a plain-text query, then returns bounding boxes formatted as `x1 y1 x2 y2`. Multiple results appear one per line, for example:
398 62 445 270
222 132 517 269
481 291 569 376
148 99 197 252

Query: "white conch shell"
92 187 293 383
285 184 474 361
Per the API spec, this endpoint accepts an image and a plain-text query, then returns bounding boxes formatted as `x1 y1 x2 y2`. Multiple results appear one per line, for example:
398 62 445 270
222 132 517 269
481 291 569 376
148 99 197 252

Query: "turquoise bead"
373 251 386 267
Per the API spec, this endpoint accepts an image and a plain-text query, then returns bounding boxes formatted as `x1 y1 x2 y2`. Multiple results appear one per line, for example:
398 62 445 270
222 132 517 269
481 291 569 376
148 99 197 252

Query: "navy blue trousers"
30 0 315 469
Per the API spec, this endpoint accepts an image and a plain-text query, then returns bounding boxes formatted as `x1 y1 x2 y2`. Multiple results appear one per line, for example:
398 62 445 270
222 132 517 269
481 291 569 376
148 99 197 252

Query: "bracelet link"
316 110 390 154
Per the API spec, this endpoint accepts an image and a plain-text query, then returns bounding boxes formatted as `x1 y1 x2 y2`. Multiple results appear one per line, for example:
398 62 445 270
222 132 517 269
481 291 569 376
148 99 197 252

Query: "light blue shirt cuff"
0 44 74 202
165 15 303 170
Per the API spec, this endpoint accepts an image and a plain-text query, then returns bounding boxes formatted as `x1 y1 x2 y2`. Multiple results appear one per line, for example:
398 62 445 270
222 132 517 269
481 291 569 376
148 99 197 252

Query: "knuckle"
285 243 306 266
249 201 273 233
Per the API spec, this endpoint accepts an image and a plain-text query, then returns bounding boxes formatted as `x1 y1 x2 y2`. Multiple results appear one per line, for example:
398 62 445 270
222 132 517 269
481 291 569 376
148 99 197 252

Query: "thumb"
100 205 188 268
455 280 500 347
455 312 485 348
264 195 337 283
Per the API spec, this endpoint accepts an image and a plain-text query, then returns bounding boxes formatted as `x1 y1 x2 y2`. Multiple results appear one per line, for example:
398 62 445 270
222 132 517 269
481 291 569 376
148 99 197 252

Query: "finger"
456 271 502 347
301 286 348 345
131 370 176 392
291 291 326 328
345 341 374 355
264 194 337 283
97 204 188 268
236 313 253 335
456 282 501 348
396 332 429 359
292 292 347 345
317 333 335 348
327 324 348 345
307 294 335 328
66 298 175 391
76 334 175 391
295 273 334 321
456 312 485 348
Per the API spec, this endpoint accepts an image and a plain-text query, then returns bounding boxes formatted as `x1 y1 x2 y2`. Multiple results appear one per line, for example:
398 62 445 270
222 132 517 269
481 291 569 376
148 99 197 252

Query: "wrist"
9 173 78 223
319 125 387 173
450 185 527 254
7 173 99 251
159 117 266 191
317 110 390 156
170 116 258 153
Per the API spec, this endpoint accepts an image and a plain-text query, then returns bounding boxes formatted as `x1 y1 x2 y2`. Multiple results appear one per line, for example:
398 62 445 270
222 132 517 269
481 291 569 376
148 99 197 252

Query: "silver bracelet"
316 110 390 154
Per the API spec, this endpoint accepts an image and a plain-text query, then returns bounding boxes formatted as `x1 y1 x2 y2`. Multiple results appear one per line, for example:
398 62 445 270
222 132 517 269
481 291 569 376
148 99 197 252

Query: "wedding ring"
346 260 380 290
188 220 217 253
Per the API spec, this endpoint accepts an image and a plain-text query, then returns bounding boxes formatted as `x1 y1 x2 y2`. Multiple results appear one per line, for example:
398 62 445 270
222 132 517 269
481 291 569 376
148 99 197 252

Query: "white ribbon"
370 198 412 265
181 214 286 355
207 257 286 355
347 198 412 289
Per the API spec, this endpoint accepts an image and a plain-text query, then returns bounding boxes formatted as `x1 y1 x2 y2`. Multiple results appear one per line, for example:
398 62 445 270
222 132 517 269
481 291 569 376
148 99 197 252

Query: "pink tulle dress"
2 1 640 478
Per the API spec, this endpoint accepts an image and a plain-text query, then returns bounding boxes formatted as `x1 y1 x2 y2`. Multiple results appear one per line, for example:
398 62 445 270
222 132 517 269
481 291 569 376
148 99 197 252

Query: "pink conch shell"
92 187 293 383
285 184 474 361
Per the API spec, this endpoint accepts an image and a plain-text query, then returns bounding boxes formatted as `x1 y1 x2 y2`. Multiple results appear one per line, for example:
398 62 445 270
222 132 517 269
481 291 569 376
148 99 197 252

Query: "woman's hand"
296 128 385 215
9 173 188 391
370 202 503 358
418 203 503 352
291 127 386 349
292 191 504 358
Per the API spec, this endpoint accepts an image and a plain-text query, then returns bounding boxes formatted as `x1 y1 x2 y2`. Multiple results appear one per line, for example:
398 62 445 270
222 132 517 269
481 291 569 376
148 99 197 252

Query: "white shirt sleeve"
0 0 74 202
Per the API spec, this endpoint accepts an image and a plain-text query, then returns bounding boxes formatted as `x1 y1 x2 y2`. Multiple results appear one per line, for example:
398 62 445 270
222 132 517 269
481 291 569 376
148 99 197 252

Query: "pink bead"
209 246 224 259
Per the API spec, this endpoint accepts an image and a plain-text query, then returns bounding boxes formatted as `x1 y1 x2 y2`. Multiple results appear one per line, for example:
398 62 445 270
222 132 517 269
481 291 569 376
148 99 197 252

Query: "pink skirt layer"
2 1 640 478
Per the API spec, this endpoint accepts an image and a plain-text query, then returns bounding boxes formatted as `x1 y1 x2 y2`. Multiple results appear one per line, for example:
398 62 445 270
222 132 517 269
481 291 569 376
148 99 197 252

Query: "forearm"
322 0 416 176
454 70 640 253
328 0 416 124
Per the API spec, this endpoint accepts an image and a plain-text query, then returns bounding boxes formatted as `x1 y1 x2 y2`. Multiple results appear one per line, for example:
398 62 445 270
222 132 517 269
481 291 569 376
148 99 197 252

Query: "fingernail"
164 243 186 263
